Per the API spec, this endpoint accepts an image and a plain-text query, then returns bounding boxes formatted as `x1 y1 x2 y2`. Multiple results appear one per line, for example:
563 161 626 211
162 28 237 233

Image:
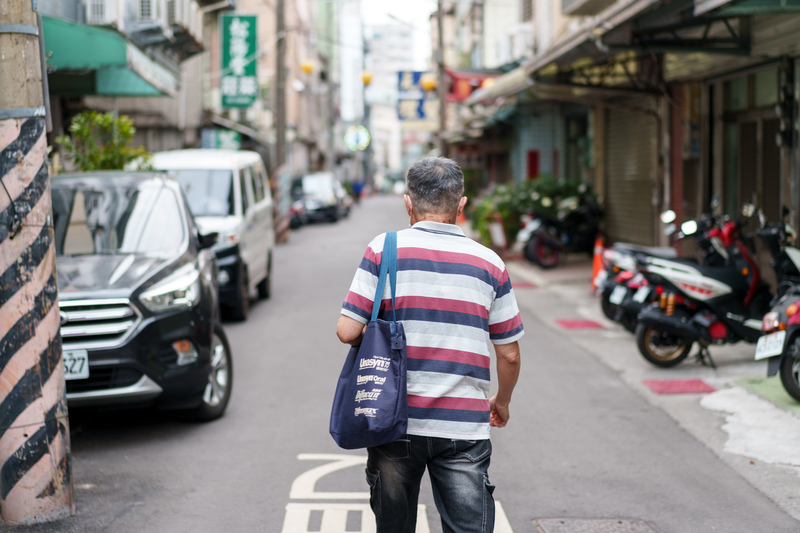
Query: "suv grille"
65 367 143 394
60 298 141 350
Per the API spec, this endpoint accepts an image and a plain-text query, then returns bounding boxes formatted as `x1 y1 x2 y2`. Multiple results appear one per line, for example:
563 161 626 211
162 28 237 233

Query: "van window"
251 164 265 202
170 169 234 217
239 168 252 212
258 166 272 202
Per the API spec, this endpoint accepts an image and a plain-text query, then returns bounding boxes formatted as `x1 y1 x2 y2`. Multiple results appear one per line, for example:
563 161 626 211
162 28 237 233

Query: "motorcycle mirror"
664 223 677 236
710 194 720 210
681 220 698 236
741 204 756 217
660 210 677 224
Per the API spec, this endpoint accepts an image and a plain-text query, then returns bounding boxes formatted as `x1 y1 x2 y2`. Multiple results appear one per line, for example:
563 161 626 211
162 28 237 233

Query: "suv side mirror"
198 232 218 250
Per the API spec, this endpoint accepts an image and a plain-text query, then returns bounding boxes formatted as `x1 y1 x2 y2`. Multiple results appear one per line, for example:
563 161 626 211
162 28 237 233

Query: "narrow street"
11 194 799 533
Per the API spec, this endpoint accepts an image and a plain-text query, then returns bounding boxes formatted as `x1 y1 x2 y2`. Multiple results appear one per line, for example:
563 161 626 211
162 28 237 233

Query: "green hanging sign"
221 14 258 108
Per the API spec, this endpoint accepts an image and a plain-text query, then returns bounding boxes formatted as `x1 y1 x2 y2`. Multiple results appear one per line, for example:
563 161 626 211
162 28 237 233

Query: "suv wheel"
184 325 233 421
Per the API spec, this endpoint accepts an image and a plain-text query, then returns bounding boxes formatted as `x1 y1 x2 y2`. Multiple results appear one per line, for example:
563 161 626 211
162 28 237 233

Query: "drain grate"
533 518 659 533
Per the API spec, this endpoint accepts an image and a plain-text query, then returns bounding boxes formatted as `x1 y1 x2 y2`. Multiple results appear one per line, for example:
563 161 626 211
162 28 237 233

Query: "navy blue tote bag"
330 232 408 449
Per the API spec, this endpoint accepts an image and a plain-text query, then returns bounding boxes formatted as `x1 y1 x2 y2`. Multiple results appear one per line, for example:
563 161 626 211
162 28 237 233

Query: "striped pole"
0 1 74 525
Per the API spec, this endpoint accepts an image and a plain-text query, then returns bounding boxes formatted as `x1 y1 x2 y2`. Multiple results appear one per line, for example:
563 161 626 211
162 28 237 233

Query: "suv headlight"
139 264 201 313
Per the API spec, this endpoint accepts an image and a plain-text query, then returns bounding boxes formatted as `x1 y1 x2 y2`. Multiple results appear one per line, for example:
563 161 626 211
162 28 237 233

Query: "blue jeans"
365 435 495 533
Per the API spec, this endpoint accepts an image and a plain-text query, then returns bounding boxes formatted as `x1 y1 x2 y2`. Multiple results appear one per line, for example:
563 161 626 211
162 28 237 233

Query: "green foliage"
469 175 599 247
56 111 152 172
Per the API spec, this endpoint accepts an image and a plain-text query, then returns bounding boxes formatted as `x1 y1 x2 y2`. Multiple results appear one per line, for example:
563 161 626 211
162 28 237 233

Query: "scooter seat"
613 242 678 259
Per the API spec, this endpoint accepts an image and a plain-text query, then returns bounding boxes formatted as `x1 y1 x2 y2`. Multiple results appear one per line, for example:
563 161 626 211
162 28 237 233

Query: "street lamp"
361 70 373 87
420 72 437 92
300 60 314 75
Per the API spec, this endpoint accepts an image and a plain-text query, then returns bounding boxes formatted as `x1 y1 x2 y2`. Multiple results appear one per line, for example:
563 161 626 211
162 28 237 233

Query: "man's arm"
489 341 521 428
337 315 367 346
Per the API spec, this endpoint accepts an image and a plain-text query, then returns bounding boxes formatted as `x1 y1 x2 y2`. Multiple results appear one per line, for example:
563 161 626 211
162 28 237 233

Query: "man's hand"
490 341 520 428
489 394 509 428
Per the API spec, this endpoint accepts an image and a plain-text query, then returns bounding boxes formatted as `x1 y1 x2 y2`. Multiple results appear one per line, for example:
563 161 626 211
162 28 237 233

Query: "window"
239 168 252 212
171 169 234 217
521 0 533 22
166 0 176 24
87 0 105 23
250 165 265 202
139 0 155 22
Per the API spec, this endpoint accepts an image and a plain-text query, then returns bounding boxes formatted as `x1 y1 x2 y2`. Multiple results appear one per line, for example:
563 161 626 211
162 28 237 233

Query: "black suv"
51 172 233 421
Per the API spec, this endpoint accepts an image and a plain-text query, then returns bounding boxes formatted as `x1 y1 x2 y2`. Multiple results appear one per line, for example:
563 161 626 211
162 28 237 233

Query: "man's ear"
458 196 468 214
404 195 413 216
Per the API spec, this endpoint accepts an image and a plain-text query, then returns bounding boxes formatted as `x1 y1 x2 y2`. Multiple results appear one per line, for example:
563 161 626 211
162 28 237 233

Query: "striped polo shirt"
341 221 524 440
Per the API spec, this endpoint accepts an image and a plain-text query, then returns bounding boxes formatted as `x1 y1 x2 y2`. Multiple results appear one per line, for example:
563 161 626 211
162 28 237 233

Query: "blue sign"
397 71 437 123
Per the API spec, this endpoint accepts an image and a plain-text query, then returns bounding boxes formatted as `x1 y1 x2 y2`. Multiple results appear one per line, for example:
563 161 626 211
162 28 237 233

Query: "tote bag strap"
370 231 397 323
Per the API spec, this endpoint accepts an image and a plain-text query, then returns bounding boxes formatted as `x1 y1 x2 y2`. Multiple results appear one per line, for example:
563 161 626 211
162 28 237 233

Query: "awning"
463 67 534 105
522 0 661 77
445 68 500 102
210 114 270 147
42 16 178 97
696 0 800 16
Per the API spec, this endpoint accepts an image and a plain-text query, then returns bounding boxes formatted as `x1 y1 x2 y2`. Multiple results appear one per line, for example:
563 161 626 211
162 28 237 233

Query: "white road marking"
281 503 430 533
283 453 514 532
290 454 369 500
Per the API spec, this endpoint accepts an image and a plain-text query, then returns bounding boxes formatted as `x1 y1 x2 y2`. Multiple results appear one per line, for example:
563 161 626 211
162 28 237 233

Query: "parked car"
152 149 275 321
52 171 233 421
291 172 349 222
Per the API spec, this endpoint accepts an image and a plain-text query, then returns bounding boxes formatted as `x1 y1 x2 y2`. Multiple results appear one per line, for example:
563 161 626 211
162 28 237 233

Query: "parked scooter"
599 212 730 333
633 206 794 368
517 194 603 269
753 214 800 400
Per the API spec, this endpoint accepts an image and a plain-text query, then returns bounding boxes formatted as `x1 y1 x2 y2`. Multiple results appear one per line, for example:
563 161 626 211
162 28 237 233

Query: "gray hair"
405 157 464 215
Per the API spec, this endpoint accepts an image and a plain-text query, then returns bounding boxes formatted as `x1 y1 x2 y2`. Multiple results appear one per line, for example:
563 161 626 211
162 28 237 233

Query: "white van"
152 149 275 321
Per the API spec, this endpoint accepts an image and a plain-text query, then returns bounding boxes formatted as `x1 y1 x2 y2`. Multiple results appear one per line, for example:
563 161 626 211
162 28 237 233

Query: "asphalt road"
10 194 800 533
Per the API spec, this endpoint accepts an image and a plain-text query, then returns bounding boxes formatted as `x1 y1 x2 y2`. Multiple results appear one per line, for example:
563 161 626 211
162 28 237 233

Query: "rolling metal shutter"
604 104 657 246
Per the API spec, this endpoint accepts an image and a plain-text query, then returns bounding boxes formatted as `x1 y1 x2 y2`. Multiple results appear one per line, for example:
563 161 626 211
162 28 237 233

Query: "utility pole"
275 0 286 170
0 0 74 525
436 0 447 156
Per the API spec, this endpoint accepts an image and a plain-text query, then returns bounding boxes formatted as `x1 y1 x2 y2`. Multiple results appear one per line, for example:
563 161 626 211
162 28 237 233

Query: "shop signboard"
397 71 438 131
221 14 258 108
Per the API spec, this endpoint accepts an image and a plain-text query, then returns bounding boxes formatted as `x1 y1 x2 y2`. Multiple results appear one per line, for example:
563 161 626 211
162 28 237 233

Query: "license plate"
63 350 89 380
609 285 628 305
633 286 651 303
754 330 786 360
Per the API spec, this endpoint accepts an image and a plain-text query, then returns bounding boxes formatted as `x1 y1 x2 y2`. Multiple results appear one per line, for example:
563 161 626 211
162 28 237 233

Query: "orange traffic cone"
590 236 605 293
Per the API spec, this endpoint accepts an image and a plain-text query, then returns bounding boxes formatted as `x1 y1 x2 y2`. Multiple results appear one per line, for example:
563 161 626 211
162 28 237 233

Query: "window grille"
167 0 177 24
87 0 105 23
140 0 154 21
521 0 533 22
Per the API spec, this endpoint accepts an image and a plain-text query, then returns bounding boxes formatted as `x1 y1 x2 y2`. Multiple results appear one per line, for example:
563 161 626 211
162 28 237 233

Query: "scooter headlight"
762 311 780 332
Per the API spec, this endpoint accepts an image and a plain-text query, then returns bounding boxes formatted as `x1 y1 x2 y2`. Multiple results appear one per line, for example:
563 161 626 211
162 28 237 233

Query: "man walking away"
337 157 523 533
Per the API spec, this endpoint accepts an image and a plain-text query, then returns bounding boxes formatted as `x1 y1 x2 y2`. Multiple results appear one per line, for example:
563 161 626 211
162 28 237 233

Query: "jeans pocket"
365 467 382 518
451 438 492 462
376 437 411 461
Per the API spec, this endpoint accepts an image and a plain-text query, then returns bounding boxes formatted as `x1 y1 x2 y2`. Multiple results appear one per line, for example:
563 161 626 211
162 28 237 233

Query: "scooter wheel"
526 235 560 269
600 290 619 321
779 351 800 402
635 323 692 368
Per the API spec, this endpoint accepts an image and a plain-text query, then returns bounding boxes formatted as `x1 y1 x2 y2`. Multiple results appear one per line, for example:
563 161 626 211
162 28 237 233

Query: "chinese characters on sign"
397 71 438 131
221 14 258 108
